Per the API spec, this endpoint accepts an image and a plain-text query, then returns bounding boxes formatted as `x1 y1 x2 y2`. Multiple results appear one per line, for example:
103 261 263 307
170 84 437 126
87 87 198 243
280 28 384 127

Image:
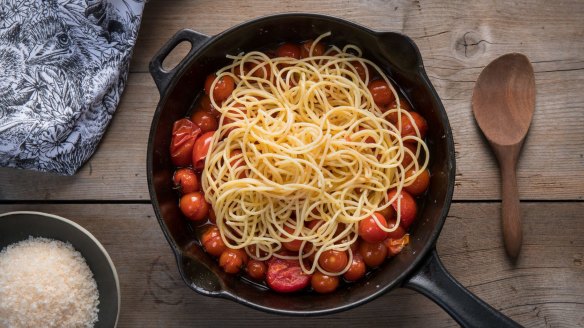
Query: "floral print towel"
0 0 145 175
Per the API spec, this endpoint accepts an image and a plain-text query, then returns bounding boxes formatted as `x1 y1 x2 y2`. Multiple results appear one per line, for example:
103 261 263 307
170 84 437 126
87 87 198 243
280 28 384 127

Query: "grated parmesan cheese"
0 237 99 328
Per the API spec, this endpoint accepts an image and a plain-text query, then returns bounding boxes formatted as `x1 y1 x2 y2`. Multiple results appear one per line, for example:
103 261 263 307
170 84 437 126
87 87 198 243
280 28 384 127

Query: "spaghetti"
200 33 429 276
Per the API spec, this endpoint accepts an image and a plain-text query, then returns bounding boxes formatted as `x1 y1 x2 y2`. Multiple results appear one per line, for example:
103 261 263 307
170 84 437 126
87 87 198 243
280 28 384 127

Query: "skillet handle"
403 249 521 328
149 29 211 95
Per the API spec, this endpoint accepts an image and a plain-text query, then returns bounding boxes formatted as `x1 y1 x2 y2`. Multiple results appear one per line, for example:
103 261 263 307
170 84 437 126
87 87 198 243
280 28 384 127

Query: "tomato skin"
179 192 209 221
282 225 303 252
402 142 418 168
386 218 406 240
191 110 219 133
266 258 311 293
343 253 366 282
377 202 395 222
384 98 412 123
400 112 428 140
368 80 395 106
311 271 339 294
204 74 235 103
246 260 267 281
170 118 201 167
172 168 199 194
358 241 387 267
350 61 368 81
358 213 389 243
201 226 226 257
276 43 301 59
404 168 431 196
192 131 216 171
300 40 325 58
385 234 410 257
219 248 248 274
318 250 349 273
387 189 418 229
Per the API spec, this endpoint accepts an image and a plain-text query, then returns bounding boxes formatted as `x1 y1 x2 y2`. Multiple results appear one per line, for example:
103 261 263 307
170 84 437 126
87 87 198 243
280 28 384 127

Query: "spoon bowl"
472 53 536 259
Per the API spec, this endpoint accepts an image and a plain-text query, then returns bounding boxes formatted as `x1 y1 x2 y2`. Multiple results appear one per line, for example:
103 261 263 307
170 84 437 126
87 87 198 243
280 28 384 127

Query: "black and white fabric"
0 0 144 175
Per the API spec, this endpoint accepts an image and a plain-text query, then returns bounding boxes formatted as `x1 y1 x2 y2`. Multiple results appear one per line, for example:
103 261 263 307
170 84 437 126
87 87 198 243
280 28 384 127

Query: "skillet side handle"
404 249 521 328
149 29 210 95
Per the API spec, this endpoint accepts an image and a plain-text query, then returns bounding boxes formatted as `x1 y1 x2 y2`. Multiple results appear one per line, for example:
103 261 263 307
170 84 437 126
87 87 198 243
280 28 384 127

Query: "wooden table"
1 1 583 327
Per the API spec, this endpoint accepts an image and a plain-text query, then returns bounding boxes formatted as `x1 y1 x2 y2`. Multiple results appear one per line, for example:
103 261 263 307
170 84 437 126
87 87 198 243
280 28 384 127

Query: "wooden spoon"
472 53 535 259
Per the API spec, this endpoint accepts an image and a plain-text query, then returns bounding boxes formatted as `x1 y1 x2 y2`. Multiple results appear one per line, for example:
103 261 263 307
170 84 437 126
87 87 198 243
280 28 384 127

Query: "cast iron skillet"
147 13 519 327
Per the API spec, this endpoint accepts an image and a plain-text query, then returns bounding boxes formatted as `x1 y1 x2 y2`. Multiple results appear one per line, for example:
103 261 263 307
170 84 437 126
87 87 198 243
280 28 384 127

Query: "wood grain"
0 203 581 327
1 0 582 201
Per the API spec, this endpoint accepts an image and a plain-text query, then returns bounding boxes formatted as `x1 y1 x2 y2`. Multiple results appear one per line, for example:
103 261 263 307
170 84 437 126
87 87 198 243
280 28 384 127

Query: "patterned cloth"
0 0 145 175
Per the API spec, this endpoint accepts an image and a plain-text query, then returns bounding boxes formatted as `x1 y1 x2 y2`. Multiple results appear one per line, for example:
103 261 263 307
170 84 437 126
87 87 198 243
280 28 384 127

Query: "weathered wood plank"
0 203 581 327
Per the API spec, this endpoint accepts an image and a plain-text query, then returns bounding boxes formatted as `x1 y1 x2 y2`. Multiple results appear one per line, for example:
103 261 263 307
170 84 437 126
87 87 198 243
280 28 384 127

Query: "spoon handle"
495 145 523 259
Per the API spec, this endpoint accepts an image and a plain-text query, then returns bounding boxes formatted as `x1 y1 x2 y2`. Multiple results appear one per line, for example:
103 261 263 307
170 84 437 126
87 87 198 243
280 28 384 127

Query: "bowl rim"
0 211 121 327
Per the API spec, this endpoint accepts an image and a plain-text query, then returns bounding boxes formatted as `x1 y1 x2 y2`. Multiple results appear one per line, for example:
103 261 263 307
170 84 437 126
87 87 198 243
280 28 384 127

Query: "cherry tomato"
196 94 220 115
170 118 201 167
343 253 366 282
384 98 412 123
377 202 395 222
402 142 418 168
318 250 349 273
233 64 249 78
201 226 226 257
387 189 418 229
311 271 339 294
350 61 368 81
219 248 248 274
276 43 301 59
192 131 215 171
368 80 395 106
385 234 410 257
282 225 303 252
204 74 235 103
386 217 406 240
248 61 272 80
404 168 430 196
173 168 199 194
179 192 209 221
400 112 428 140
246 260 267 281
191 110 218 133
300 40 325 58
358 241 387 267
208 208 217 224
358 213 389 243
266 258 311 293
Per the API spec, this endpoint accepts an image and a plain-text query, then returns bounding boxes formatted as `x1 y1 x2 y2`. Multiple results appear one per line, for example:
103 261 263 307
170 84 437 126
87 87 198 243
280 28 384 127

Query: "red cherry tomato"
197 94 220 117
246 260 267 281
282 225 303 252
170 118 201 167
387 189 418 229
384 98 412 123
191 110 218 133
400 112 428 140
172 168 199 194
358 213 389 243
276 43 301 59
368 80 395 106
219 248 248 274
300 40 325 58
350 61 368 81
377 202 395 222
404 168 430 196
266 258 311 293
311 271 339 294
358 241 387 267
179 192 209 221
402 143 418 168
318 250 349 273
248 61 272 80
384 234 410 257
343 253 366 281
192 131 216 171
204 74 235 103
201 226 226 257
386 217 406 240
